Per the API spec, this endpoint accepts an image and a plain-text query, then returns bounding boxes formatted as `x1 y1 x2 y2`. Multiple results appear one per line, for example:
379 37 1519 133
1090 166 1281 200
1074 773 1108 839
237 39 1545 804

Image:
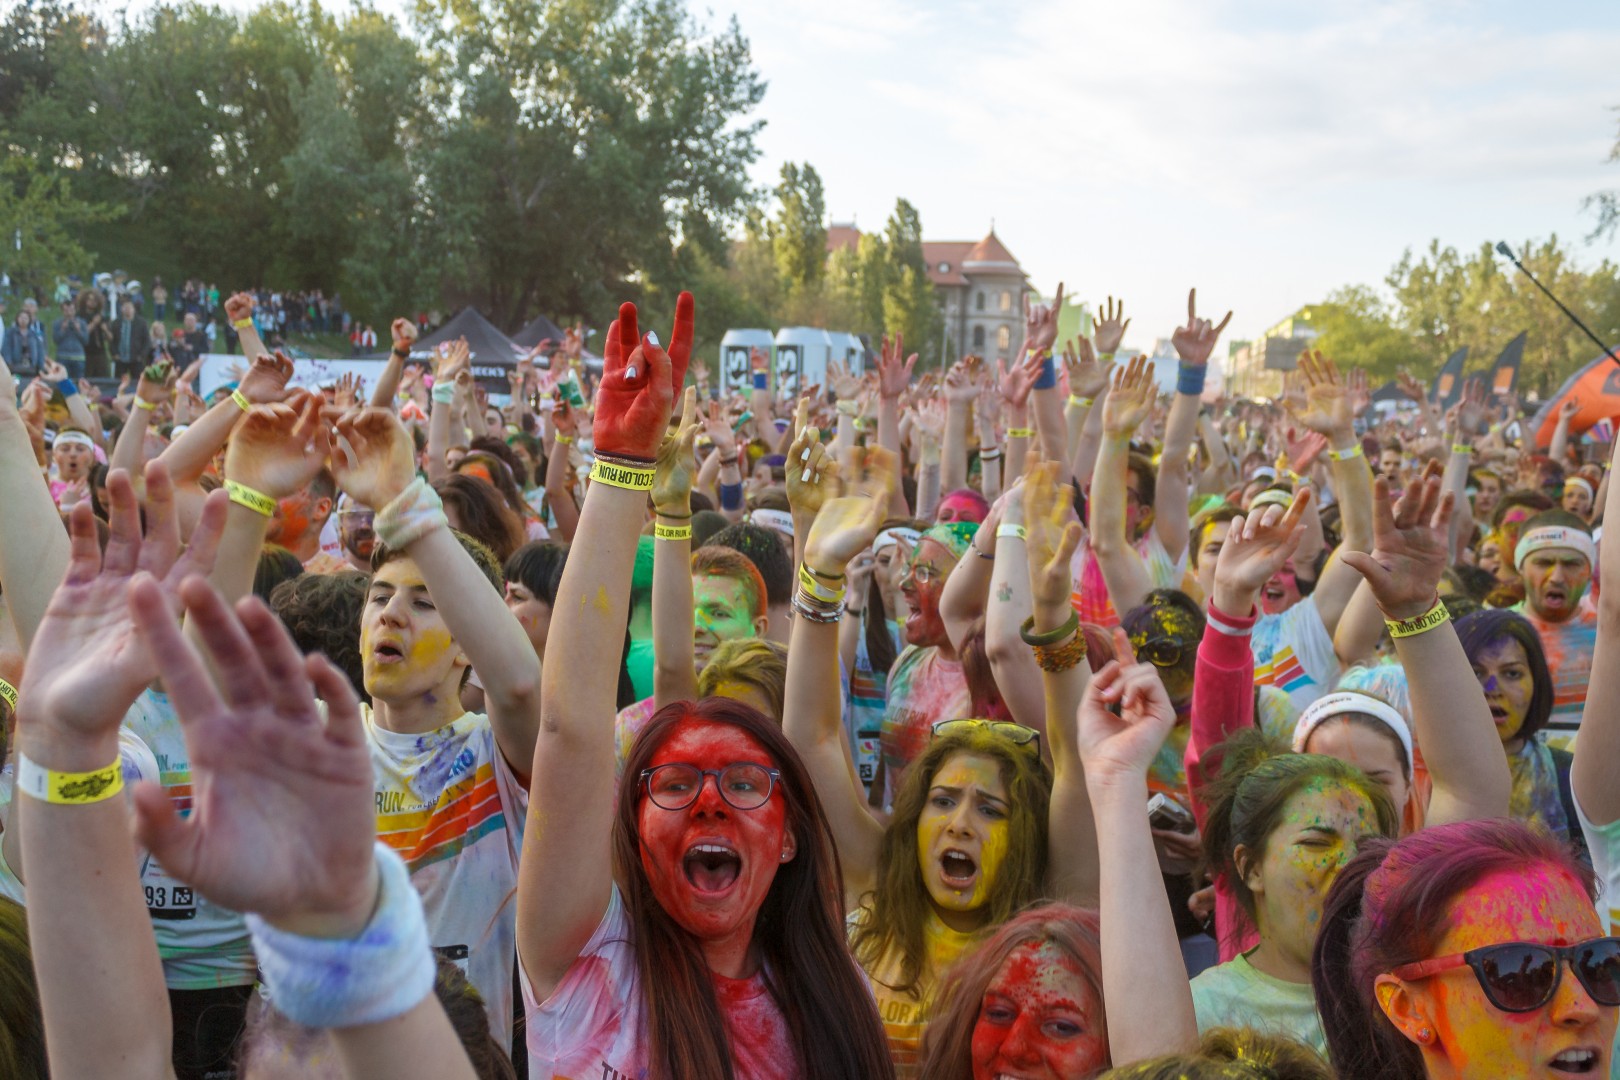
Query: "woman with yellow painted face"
786 456 1100 1077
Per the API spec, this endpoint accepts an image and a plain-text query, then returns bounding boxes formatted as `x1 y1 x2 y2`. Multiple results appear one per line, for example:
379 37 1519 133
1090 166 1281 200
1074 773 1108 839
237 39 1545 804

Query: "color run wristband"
1327 443 1365 463
996 524 1027 541
1385 598 1449 639
1007 427 1035 440
17 753 123 805
231 389 252 412
1067 395 1094 409
249 844 435 1029
225 480 277 517
589 458 656 491
232 318 253 331
0 678 15 710
1452 443 1474 456
655 523 691 541
553 433 574 445
134 397 158 412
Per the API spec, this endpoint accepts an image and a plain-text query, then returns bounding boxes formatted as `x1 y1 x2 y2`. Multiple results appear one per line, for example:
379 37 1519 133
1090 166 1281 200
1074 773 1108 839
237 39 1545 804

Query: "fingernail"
646 331 659 347
801 446 811 461
802 467 813 482
625 366 638 379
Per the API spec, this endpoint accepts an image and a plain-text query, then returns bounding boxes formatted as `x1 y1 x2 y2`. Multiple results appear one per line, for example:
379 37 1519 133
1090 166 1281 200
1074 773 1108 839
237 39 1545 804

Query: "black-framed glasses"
1131 636 1183 669
930 718 1041 757
639 762 781 812
1390 938 1620 1013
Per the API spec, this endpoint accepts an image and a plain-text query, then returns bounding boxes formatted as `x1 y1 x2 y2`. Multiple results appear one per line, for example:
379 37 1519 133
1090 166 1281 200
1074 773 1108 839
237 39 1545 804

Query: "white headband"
1514 525 1597 570
1250 488 1292 510
1565 476 1595 497
53 431 94 449
749 508 794 538
874 526 922 554
1293 691 1413 771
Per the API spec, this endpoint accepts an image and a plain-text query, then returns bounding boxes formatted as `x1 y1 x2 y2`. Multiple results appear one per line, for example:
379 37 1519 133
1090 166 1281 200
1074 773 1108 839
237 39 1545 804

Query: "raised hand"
998 352 1043 412
1284 350 1354 437
1076 630 1178 790
593 292 694 460
1025 282 1065 354
136 361 176 407
1285 426 1328 475
1339 461 1453 621
652 387 701 514
333 372 361 409
787 412 836 518
1063 336 1113 399
41 359 67 383
1212 491 1310 612
943 358 981 404
1023 458 1083 610
237 350 295 405
17 462 227 757
433 340 467 386
877 332 917 401
390 317 418 353
224 292 254 325
1169 288 1232 367
331 407 418 510
701 398 738 459
828 358 861 401
802 446 896 576
1348 368 1372 416
128 575 377 938
1559 397 1581 422
1093 295 1130 356
1102 355 1156 439
226 392 332 500
1397 370 1428 405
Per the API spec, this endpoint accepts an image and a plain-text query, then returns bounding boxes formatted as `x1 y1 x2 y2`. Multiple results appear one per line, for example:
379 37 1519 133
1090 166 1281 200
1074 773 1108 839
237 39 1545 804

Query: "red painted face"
900 538 957 647
637 719 794 946
970 941 1108 1080
1261 560 1302 616
937 493 987 525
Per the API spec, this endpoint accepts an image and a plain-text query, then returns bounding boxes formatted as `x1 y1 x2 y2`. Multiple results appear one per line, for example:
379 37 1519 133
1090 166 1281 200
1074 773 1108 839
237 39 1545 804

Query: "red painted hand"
592 292 694 460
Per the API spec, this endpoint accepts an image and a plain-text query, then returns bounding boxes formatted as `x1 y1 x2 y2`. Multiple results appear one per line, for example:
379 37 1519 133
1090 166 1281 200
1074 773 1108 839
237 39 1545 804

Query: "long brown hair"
849 727 1053 999
614 698 895 1080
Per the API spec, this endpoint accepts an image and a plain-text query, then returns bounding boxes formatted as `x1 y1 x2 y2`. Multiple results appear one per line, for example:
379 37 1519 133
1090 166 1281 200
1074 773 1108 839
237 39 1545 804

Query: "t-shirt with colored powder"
122 689 257 990
1248 597 1340 712
1514 603 1598 747
1071 530 1187 629
364 705 528 1048
521 886 802 1079
850 906 979 1079
1190 951 1327 1059
880 645 972 810
844 620 902 797
1574 796 1620 1080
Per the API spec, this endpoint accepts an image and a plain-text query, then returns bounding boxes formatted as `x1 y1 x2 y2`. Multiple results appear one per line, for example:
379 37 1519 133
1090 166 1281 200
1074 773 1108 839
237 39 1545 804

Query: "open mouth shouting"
683 841 742 895
1549 1047 1601 1074
371 638 406 664
940 847 979 892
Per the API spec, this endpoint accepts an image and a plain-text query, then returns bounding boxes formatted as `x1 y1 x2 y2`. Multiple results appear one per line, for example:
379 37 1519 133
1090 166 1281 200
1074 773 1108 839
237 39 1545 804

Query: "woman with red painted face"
787 457 1100 1076
517 295 894 1080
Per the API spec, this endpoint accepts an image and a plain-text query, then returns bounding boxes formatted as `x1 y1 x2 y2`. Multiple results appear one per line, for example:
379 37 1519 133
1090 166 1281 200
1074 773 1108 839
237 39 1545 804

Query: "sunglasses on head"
1130 636 1183 669
1390 937 1620 1014
931 718 1041 757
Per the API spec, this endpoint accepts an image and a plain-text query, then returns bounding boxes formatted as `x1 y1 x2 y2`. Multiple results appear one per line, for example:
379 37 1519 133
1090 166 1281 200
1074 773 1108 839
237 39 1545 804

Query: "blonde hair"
695 638 788 720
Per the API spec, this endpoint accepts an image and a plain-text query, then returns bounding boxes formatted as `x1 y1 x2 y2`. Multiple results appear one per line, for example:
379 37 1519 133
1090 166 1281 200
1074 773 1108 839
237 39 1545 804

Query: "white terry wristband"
248 843 435 1029
373 475 448 552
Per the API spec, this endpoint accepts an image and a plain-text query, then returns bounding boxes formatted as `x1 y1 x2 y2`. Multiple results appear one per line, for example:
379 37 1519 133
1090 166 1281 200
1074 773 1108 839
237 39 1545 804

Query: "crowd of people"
0 280 1617 1080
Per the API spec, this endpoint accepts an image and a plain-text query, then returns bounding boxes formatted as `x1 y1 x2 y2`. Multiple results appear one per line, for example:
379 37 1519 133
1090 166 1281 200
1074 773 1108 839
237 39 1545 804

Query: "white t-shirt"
364 705 527 1048
1190 951 1327 1058
521 886 802 1079
123 689 258 990
1250 597 1340 711
1576 793 1620 933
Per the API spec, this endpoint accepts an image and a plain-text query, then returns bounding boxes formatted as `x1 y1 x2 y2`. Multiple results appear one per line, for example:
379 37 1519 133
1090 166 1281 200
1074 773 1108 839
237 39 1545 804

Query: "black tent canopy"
513 313 566 350
366 307 525 388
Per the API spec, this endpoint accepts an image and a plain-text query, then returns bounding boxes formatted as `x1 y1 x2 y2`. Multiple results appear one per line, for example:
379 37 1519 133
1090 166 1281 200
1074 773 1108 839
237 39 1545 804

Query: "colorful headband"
749 508 794 537
874 526 922 555
1565 476 1595 497
1293 691 1413 771
923 521 978 560
53 431 94 449
1249 489 1293 511
1514 525 1597 570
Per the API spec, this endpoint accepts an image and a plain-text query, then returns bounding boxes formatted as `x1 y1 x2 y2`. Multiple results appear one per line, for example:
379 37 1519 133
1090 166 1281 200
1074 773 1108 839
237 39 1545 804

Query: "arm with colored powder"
44 358 107 451
519 296 690 999
1090 356 1156 616
332 406 543 780
108 360 172 479
652 388 700 709
1446 379 1487 561
783 447 894 908
1080 633 1199 1062
941 500 1000 653
1576 432 1620 824
983 485 1046 735
1341 470 1511 825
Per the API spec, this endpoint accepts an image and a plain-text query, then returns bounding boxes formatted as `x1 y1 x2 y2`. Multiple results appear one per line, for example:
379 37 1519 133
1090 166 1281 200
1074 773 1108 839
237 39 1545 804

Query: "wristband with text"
231 388 252 411
1385 598 1450 639
0 677 15 710
232 318 253 331
17 753 123 805
1067 395 1094 409
225 479 278 517
1007 427 1036 440
134 397 158 412
589 458 656 491
1452 443 1474 456
655 523 692 542
1327 443 1365 463
1176 363 1208 397
996 523 1028 541
798 565 846 604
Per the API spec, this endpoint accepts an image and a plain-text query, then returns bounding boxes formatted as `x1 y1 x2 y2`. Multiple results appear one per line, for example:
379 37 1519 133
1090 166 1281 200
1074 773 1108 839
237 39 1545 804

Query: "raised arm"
652 388 701 708
783 447 894 907
1445 380 1487 560
876 334 916 518
1024 283 1068 471
940 497 1000 652
701 398 747 522
983 487 1046 733
1078 632 1199 1063
1550 397 1578 467
997 353 1041 492
0 362 71 649
108 360 173 478
369 318 418 408
1340 468 1511 825
543 396 581 542
1576 432 1620 824
1160 289 1232 561
426 340 468 485
941 359 980 495
518 294 691 999
1090 356 1157 615
44 359 107 451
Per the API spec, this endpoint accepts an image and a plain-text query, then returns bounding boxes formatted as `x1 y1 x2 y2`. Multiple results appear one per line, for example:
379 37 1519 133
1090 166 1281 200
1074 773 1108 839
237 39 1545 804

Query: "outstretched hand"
1093 295 1130 356
652 387 701 514
226 392 332 499
1212 490 1310 613
1284 350 1354 437
1102 355 1156 438
331 407 417 510
1339 461 1453 621
1023 458 1083 611
878 333 917 401
593 293 694 460
129 576 378 939
1076 629 1178 790
1169 288 1232 367
802 446 897 577
786 405 836 518
1025 282 1065 354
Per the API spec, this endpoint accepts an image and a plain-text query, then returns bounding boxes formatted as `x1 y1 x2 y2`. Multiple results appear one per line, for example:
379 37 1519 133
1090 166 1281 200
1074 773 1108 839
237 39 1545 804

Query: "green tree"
0 155 119 296
1302 285 1418 380
879 198 942 365
771 162 826 292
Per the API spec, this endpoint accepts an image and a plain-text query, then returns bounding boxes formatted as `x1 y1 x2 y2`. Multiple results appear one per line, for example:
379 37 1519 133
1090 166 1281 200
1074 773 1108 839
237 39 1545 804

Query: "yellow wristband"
231 389 252 411
1452 443 1474 456
1007 427 1036 439
589 458 656 491
232 318 253 330
996 524 1028 540
655 523 691 541
0 678 15 710
554 433 574 445
798 564 845 604
134 397 158 412
1067 395 1094 409
17 752 123 805
1327 443 1365 463
1385 598 1450 639
225 479 278 517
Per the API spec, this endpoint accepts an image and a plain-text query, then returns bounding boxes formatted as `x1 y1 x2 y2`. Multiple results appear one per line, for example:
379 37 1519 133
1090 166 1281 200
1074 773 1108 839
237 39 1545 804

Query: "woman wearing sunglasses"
786 459 1100 1076
1314 818 1617 1077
